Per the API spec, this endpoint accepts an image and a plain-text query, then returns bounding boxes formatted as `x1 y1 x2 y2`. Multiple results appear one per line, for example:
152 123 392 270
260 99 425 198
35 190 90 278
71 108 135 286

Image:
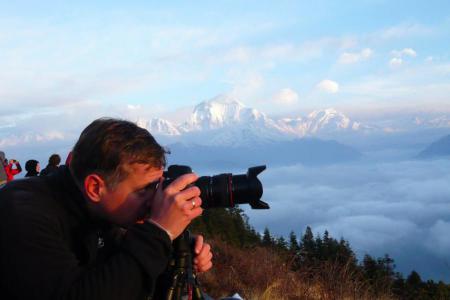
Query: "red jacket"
4 161 22 182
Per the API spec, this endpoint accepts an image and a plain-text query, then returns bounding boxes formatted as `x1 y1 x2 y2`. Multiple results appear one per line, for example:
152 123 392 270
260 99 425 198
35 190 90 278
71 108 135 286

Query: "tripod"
164 230 205 300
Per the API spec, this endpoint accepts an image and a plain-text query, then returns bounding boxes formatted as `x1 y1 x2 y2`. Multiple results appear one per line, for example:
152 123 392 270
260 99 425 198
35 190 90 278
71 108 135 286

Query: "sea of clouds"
239 158 450 282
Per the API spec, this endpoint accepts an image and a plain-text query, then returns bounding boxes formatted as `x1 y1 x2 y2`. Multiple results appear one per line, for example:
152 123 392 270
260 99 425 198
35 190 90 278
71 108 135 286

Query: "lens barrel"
163 165 269 209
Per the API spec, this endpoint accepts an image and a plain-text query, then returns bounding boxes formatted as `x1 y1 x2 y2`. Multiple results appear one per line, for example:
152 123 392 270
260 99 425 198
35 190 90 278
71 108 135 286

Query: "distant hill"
417 134 450 159
165 138 362 169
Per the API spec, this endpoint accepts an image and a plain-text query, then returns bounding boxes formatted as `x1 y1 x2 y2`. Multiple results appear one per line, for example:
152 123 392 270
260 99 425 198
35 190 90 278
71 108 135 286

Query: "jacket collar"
46 166 110 231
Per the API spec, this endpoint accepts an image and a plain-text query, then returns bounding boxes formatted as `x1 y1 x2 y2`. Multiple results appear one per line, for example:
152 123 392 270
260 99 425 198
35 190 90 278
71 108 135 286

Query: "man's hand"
193 235 213 273
149 173 203 240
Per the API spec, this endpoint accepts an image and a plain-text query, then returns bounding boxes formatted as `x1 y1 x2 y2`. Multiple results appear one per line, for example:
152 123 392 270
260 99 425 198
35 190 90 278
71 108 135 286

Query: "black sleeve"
0 196 172 300
15 162 22 173
40 167 48 176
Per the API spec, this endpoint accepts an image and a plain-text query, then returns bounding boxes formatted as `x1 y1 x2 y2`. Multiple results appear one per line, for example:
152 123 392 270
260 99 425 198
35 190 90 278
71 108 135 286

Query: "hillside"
417 134 450 159
189 208 450 300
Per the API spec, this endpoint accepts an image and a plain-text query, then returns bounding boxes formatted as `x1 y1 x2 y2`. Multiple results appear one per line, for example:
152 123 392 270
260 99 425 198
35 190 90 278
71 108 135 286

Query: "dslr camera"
163 165 269 209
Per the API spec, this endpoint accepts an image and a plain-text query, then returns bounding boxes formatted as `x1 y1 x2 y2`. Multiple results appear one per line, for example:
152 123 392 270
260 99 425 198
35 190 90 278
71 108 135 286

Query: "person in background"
0 151 7 188
25 159 40 177
4 158 22 182
40 153 61 176
64 151 73 166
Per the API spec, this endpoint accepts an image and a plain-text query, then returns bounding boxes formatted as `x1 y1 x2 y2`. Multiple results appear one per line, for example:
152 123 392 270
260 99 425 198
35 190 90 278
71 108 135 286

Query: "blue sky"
0 0 450 144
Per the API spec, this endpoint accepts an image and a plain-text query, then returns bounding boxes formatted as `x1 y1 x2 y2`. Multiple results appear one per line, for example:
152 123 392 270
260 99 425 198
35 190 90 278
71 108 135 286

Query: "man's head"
48 154 61 167
25 160 40 173
70 118 168 226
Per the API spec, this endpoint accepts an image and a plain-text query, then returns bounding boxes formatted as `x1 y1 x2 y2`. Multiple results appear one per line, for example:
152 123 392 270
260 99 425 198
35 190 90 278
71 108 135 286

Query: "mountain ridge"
144 95 366 146
417 134 450 159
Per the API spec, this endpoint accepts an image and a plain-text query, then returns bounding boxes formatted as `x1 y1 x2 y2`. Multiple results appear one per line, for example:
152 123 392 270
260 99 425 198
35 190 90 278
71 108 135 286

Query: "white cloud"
127 104 142 110
228 71 265 100
245 159 450 281
402 48 417 57
0 131 66 147
389 57 403 67
216 36 360 66
391 48 417 58
223 46 252 63
316 79 339 94
272 88 299 105
343 61 450 108
427 220 450 256
379 23 433 40
338 48 373 64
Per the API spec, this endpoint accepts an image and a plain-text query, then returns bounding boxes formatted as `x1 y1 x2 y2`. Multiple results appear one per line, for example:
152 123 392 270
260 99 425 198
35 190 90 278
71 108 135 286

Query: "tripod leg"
193 285 204 300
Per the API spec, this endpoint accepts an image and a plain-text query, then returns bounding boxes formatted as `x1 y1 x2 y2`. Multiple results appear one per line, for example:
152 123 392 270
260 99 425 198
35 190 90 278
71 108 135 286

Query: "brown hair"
70 118 167 188
48 154 61 166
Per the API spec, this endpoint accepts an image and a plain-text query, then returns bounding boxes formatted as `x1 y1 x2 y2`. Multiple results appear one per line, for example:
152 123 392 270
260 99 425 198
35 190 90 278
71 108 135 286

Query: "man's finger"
198 243 211 261
166 173 198 193
175 187 201 205
195 235 204 254
195 261 213 273
189 207 203 219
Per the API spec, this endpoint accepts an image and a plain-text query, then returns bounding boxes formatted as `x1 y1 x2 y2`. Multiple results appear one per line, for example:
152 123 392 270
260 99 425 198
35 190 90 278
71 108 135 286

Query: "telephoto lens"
163 165 269 209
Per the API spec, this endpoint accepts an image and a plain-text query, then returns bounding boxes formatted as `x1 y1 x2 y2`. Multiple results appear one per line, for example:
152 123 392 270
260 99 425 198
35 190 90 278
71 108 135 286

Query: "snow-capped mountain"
305 108 354 133
276 108 364 137
414 116 450 128
137 118 180 136
137 95 370 146
149 118 181 136
179 94 276 132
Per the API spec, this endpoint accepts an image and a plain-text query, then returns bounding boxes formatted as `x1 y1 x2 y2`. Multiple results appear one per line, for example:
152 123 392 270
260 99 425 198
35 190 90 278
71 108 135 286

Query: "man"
40 153 61 176
0 118 213 299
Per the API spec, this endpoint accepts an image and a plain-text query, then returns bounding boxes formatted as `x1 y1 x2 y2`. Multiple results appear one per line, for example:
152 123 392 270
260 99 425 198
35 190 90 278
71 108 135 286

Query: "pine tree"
262 227 273 247
299 226 316 265
315 235 323 260
362 254 378 284
275 236 288 253
406 270 424 299
288 231 300 253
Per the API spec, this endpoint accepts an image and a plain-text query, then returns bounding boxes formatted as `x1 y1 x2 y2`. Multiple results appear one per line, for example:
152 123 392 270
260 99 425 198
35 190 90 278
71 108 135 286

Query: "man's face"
98 163 163 226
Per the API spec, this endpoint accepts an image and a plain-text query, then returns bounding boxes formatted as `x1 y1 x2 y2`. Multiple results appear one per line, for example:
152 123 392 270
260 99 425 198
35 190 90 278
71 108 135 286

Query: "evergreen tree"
391 273 406 299
275 236 288 253
299 226 316 265
288 231 300 253
190 207 261 247
322 230 331 259
362 254 378 285
315 235 323 260
262 227 273 247
405 270 424 299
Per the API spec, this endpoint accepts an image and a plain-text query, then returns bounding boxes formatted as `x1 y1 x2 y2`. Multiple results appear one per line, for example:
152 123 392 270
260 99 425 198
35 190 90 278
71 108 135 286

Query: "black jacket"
40 165 60 176
0 167 172 300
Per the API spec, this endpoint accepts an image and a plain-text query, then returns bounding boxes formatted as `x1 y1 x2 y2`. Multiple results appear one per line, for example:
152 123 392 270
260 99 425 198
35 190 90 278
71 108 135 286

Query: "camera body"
163 165 269 209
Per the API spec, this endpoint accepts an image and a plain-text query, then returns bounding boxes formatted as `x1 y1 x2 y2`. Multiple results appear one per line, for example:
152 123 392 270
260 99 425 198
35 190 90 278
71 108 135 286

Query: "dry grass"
197 239 395 300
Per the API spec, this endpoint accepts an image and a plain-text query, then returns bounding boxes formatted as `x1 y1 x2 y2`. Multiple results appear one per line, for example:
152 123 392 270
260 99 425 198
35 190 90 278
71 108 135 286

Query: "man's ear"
84 174 107 203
